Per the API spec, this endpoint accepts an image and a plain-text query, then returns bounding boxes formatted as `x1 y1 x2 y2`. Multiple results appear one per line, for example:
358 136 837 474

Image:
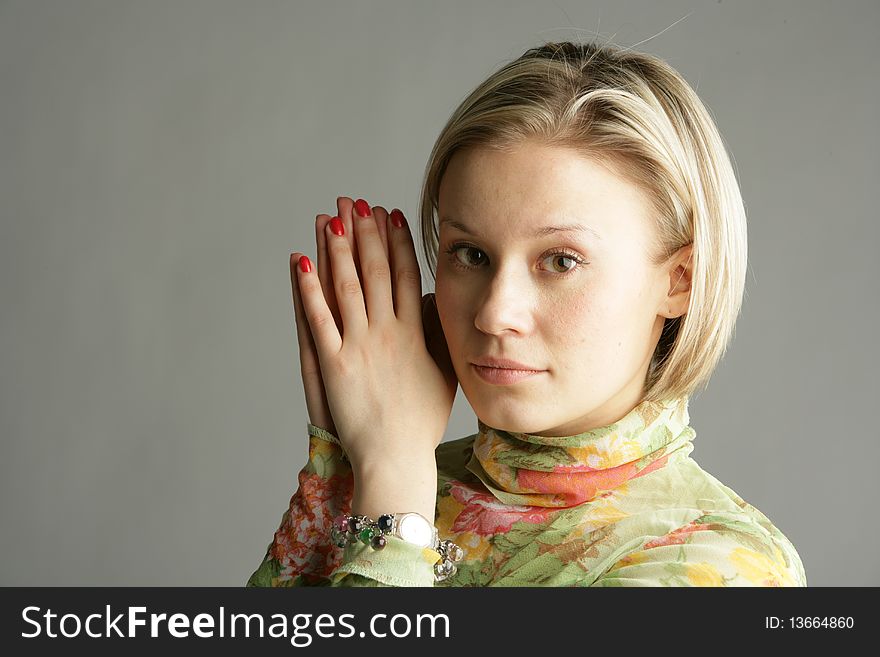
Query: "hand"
292 199 457 469
290 196 457 456
291 197 384 438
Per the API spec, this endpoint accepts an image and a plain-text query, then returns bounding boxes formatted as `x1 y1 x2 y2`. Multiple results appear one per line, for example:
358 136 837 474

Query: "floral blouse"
246 397 806 587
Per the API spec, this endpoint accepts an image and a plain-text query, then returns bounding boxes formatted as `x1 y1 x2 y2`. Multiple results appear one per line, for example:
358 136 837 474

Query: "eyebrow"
439 217 602 240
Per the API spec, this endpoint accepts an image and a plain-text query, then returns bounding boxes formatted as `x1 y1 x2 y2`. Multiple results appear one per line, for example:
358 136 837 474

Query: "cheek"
548 298 598 353
544 290 628 357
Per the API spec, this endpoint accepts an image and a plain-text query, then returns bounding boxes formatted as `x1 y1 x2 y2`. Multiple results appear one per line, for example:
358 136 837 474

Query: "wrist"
331 510 465 583
351 457 437 522
353 451 437 476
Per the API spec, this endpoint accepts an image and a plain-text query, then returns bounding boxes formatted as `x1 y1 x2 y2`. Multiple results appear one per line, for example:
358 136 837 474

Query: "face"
435 140 692 436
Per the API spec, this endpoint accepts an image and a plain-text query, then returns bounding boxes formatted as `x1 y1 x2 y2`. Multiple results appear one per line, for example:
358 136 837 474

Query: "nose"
473 266 536 336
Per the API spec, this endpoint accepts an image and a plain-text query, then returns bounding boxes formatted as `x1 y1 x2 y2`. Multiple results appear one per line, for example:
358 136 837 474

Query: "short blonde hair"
418 41 748 404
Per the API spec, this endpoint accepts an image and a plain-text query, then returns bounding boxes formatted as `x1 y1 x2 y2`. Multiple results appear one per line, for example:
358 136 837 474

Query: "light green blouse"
247 397 806 587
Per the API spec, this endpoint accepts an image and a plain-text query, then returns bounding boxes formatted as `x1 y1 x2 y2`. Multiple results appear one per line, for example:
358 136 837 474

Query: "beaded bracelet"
330 513 465 583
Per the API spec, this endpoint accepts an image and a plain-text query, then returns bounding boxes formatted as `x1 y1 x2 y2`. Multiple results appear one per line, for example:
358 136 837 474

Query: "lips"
471 356 543 371
471 364 545 385
470 356 546 386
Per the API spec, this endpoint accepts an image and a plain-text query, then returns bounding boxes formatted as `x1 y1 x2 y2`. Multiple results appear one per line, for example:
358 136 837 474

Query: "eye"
445 244 488 269
542 252 581 275
442 242 588 277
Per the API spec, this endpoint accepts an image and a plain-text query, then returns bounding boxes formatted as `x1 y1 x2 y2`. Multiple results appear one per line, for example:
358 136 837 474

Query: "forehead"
438 143 655 245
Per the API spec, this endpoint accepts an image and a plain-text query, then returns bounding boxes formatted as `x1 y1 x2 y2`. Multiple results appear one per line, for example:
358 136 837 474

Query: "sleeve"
246 423 441 587
589 511 807 587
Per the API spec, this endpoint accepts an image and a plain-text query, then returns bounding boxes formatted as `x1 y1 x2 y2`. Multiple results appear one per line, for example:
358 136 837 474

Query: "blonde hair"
418 40 748 404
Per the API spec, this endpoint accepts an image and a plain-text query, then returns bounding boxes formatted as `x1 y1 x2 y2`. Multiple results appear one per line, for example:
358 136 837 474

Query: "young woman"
247 41 806 587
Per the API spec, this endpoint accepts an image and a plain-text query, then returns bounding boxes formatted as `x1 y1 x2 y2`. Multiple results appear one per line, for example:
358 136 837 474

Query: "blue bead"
377 514 393 533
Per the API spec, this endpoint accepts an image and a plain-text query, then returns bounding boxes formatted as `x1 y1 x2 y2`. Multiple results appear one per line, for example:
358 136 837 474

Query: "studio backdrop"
1 0 877 586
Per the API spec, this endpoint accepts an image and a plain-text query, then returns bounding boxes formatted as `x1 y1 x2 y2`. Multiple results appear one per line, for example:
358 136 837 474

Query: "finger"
336 196 363 284
290 251 319 364
294 252 343 356
316 214 343 333
352 198 394 325
290 252 335 431
338 196 390 277
387 208 423 327
422 292 457 391
372 204 390 261
324 217 369 337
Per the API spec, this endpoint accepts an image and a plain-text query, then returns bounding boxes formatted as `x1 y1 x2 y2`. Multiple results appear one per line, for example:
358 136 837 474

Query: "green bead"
359 527 375 544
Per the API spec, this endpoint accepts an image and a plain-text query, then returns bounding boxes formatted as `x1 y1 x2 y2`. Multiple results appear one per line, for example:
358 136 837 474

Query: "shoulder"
593 459 807 587
435 432 478 483
436 432 477 458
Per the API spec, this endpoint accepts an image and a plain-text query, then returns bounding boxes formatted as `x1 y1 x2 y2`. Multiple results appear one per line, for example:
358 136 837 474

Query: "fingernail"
299 255 312 273
354 198 371 218
390 208 405 229
329 216 345 236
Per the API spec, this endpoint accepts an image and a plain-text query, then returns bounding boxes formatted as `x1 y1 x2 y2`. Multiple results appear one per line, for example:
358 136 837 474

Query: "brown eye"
444 243 487 270
540 249 588 276
457 246 487 267
544 254 577 274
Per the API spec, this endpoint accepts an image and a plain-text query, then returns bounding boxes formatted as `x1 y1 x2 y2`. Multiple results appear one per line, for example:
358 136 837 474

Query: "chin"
458 366 557 431
466 392 546 434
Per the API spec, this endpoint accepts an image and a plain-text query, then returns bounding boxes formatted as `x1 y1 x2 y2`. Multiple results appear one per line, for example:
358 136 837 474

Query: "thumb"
422 293 457 390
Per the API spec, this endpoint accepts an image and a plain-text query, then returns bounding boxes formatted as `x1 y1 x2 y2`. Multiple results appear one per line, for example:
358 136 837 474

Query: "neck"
466 397 695 507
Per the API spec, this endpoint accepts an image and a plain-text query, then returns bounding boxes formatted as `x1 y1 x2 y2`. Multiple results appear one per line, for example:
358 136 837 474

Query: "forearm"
247 427 353 587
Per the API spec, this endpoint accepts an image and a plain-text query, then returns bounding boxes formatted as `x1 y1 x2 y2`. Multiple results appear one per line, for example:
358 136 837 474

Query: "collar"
465 397 695 507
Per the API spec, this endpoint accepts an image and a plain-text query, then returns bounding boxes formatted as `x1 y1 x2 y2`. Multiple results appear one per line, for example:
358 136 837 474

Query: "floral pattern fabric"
247 397 806 587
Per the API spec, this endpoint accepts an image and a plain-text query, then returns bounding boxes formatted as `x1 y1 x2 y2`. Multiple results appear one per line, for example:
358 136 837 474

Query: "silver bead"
434 559 458 582
330 526 348 548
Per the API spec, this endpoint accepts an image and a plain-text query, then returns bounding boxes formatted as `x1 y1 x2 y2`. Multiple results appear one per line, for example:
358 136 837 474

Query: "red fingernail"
390 208 405 229
354 198 371 217
299 255 312 273
330 216 344 236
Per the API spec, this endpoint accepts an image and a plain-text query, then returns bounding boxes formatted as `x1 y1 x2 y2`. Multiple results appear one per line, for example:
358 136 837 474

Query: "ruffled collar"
465 397 695 508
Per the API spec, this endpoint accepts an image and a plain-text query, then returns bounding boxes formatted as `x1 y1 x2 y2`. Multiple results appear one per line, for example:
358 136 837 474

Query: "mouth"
471 364 546 385
471 356 543 371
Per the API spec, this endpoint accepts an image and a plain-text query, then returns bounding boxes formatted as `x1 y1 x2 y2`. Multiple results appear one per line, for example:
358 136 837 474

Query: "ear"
661 243 693 319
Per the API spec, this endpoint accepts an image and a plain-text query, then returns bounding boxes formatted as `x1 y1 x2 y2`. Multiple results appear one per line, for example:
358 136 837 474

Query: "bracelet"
331 513 465 583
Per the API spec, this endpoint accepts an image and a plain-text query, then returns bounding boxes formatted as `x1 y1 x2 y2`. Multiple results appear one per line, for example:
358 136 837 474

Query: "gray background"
1 0 877 587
